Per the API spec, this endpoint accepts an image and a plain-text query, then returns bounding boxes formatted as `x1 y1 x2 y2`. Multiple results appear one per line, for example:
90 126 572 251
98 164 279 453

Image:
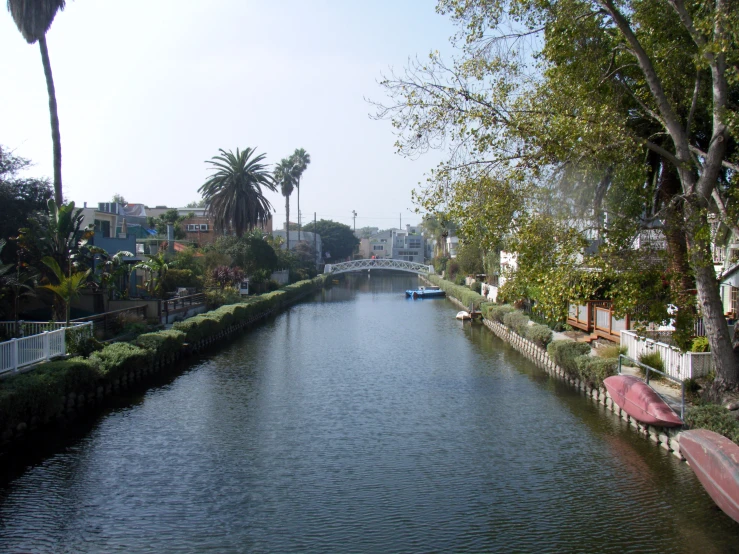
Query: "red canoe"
679 429 739 524
604 375 683 427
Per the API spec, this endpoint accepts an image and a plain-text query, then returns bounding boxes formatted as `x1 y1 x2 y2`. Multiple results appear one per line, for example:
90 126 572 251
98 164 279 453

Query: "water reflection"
0 274 737 552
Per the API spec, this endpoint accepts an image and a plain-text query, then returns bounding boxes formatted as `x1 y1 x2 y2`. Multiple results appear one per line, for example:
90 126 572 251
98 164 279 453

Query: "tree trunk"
297 182 301 242
684 201 739 394
285 195 290 252
39 36 63 206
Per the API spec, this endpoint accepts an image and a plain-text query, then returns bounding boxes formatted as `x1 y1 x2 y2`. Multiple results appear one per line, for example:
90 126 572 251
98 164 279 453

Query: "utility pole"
399 213 402 229
314 212 317 267
352 210 357 233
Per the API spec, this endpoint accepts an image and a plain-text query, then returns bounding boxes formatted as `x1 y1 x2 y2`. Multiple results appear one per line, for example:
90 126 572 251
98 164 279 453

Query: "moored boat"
679 429 739 524
603 375 683 427
405 286 445 299
456 311 471 320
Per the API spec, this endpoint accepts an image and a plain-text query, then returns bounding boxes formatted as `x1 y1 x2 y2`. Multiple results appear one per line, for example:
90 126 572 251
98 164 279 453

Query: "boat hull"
603 375 683 427
679 429 739 524
405 290 446 298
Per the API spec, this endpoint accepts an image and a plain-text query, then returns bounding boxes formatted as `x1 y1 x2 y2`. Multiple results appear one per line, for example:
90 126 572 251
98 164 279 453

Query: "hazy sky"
1 1 457 230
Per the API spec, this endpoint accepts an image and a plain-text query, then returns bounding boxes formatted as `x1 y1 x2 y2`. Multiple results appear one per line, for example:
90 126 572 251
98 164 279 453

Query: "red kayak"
604 375 683 427
680 429 739 524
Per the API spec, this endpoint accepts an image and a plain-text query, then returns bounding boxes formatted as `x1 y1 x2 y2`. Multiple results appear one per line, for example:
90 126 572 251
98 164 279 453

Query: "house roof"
720 260 739 281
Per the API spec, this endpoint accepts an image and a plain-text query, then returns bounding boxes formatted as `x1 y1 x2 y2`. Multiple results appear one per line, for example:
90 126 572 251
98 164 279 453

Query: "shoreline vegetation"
0 275 329 448
424 274 739 448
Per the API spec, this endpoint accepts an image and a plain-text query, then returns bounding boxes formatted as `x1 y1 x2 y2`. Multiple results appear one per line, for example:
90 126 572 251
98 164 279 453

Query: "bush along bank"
422 275 687 459
0 275 329 446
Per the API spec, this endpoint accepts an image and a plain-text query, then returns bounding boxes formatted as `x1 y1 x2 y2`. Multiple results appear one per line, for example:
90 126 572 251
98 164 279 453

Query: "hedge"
547 340 592 376
0 275 329 439
685 404 739 444
485 304 515 323
503 311 530 336
575 355 617 388
525 324 553 349
426 274 487 310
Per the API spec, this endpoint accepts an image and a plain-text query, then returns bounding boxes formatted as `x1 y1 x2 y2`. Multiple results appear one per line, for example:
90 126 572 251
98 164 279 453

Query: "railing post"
11 338 18 372
43 331 50 361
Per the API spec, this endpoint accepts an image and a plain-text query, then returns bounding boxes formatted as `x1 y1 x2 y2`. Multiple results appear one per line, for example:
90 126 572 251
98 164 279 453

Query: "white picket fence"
0 321 69 338
620 330 713 380
0 322 93 375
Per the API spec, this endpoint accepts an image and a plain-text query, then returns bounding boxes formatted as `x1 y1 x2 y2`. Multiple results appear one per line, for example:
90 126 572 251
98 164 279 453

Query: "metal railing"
617 354 685 420
71 305 148 338
160 293 206 320
0 322 93 375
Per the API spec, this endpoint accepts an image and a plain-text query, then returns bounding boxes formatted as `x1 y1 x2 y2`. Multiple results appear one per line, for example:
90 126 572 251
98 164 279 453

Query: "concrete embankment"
421 275 685 460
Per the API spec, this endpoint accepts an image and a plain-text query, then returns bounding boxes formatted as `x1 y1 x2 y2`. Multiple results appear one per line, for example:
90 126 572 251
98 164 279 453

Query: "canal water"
0 274 737 552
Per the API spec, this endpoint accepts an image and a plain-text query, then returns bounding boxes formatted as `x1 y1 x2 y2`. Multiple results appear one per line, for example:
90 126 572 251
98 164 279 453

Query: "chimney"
84 201 87 208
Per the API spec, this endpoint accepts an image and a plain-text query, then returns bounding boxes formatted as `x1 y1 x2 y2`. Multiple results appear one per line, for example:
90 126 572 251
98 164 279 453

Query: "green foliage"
207 235 277 278
205 286 242 309
0 358 99 431
547 340 592 376
597 344 627 359
685 404 739 445
433 256 449 274
575 355 618 388
470 280 482 294
525 323 553 349
426 274 486 309
485 303 515 323
159 268 200 292
65 328 103 357
302 219 359 260
638 351 664 374
456 240 484 275
134 330 186 361
199 147 276 236
90 343 149 379
503 311 529 336
691 336 710 353
146 209 190 239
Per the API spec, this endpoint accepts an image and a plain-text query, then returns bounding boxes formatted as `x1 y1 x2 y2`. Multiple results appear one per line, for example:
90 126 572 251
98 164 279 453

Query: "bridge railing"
324 259 434 275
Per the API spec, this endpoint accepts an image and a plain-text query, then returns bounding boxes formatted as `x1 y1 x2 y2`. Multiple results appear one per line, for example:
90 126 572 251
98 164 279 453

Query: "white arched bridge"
324 259 434 276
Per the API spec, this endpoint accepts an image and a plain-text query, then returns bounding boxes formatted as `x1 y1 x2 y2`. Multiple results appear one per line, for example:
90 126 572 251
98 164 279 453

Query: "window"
95 219 111 238
397 250 418 257
373 245 384 251
200 224 209 231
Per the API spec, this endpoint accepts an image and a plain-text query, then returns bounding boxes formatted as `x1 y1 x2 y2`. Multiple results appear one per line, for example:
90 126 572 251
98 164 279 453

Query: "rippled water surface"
1 274 738 552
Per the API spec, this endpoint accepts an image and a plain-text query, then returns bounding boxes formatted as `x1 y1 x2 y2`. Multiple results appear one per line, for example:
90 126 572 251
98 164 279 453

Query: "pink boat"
604 375 683 427
679 429 739 524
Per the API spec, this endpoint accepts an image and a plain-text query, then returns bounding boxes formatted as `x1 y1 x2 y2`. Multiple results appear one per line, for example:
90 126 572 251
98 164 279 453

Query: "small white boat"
456 311 472 321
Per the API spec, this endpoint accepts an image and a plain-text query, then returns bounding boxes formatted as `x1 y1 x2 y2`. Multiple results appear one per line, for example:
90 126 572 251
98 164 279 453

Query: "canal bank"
421 275 686 458
2 273 736 552
0 276 330 448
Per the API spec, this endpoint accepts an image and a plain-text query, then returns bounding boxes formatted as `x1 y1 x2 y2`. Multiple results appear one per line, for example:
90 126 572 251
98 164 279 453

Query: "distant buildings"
358 225 426 263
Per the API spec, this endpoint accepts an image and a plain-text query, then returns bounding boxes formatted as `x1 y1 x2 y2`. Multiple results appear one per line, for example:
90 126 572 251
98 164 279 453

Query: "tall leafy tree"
375 0 739 392
6 0 67 205
199 148 276 237
303 219 359 261
290 148 311 241
38 256 89 325
274 157 295 250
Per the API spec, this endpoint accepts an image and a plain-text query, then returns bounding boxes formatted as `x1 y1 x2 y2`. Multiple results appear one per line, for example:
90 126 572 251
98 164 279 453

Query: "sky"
1 0 458 230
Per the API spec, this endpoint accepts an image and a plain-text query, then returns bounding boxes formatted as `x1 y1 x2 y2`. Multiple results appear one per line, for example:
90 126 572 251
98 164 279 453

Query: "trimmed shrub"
685 404 739 444
426 274 486 310
0 358 100 431
547 340 592 376
134 330 186 361
503 311 530 336
487 304 515 323
525 323 553 349
90 343 149 379
470 281 482 294
575 355 617 388
205 286 242 309
66 328 104 358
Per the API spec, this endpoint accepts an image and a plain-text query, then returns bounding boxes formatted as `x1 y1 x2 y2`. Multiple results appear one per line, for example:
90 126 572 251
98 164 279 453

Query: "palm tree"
132 253 168 298
38 256 89 326
289 148 310 241
199 148 276 237
7 0 67 206
274 158 295 251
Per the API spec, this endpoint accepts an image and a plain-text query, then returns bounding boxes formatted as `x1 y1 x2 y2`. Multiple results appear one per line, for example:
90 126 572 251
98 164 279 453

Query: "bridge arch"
324 259 434 276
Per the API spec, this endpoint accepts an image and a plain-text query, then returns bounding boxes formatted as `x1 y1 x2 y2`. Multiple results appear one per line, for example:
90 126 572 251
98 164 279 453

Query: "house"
391 225 425 263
